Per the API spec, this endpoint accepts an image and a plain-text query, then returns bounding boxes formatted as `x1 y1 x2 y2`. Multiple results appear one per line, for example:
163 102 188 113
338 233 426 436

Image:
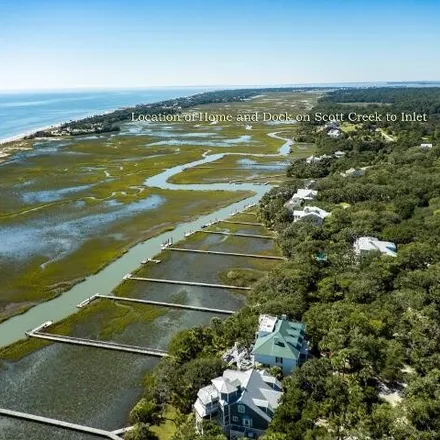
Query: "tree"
403 369 440 436
168 327 214 365
170 357 225 413
130 398 161 425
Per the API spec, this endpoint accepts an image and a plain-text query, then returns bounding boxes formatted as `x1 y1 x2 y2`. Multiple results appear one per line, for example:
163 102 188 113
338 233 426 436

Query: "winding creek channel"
0 133 292 439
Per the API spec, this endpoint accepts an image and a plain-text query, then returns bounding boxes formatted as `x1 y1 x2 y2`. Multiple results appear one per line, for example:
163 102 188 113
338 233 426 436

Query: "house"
325 121 340 130
420 143 433 149
354 236 397 257
328 129 342 139
284 188 318 210
252 315 308 376
333 150 346 158
306 155 319 164
292 206 331 226
194 369 282 439
306 154 332 164
340 167 366 178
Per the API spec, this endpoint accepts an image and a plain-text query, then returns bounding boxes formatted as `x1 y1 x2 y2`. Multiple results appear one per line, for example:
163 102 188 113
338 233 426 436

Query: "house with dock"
194 369 282 439
354 236 397 257
252 315 308 376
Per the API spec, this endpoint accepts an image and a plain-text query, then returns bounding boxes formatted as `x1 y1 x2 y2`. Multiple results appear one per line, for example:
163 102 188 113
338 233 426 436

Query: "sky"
1 0 439 90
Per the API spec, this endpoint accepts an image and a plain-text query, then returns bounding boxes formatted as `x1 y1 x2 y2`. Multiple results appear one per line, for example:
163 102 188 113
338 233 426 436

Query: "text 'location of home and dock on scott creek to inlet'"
131 110 430 124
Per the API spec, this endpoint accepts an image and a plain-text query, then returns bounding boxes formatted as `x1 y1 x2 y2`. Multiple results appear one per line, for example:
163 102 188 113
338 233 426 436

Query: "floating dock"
96 294 234 315
199 230 276 239
167 247 286 261
126 275 251 291
0 408 122 440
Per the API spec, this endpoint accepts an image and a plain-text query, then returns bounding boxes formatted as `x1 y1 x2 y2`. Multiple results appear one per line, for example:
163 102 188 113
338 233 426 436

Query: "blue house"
252 315 308 376
194 369 282 439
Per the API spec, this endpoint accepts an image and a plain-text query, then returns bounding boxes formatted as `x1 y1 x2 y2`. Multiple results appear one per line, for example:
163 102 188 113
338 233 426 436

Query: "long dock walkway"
168 247 286 261
200 230 276 240
221 220 264 226
0 408 122 440
97 294 234 315
112 426 134 435
26 330 168 358
127 275 251 291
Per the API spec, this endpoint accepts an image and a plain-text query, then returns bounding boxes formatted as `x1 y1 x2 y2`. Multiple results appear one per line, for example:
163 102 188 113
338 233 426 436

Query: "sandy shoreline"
0 109 114 146
0 90 202 147
0 123 64 146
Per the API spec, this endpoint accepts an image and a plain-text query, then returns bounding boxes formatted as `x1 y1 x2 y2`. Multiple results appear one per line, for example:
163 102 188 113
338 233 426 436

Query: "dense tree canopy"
128 88 440 439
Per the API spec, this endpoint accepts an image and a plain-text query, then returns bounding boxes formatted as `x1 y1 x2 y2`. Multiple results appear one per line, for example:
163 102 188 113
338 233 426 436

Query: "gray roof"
195 369 282 423
212 377 238 394
197 384 218 405
223 369 282 421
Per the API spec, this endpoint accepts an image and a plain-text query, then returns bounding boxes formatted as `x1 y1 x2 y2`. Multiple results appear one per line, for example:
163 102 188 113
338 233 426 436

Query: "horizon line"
1 80 440 94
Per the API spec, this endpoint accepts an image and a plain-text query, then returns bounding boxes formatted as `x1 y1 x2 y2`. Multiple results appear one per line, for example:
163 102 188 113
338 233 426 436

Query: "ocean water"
0 88 208 141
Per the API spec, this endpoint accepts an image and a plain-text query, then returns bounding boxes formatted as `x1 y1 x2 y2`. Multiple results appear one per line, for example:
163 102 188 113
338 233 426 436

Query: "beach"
0 88 207 145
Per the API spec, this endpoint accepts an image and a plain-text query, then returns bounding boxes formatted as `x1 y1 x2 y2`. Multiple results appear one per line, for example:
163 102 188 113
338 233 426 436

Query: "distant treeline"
36 87 327 136
292 87 440 144
64 89 261 129
321 87 440 119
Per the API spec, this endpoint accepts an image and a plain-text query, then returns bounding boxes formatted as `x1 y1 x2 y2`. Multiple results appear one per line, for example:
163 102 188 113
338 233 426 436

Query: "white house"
292 206 331 226
284 189 318 210
306 155 319 164
194 369 282 439
252 315 308 376
333 150 346 158
325 121 340 130
354 236 397 257
420 143 433 149
328 129 342 139
306 154 332 164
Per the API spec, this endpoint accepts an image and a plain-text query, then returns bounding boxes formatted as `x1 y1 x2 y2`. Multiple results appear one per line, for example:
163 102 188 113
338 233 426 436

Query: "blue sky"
1 0 439 90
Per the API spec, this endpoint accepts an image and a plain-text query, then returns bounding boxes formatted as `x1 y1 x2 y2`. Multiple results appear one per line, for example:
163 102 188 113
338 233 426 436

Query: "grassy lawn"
151 405 178 440
340 122 359 133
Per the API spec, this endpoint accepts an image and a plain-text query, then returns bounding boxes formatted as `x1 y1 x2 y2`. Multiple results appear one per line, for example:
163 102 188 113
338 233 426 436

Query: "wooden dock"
96 294 234 315
112 426 134 435
221 220 264 226
167 247 286 261
200 230 276 239
127 275 251 291
26 330 168 358
0 408 122 440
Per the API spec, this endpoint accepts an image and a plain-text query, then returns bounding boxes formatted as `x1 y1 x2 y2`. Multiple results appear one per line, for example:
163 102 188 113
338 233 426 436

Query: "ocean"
0 88 209 141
